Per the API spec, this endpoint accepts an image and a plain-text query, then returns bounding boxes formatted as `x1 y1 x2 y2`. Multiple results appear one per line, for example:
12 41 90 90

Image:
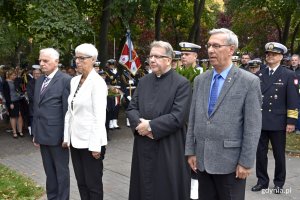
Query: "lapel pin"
227 77 232 82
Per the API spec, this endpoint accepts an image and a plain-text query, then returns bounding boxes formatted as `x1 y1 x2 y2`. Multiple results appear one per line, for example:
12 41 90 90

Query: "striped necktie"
40 77 50 94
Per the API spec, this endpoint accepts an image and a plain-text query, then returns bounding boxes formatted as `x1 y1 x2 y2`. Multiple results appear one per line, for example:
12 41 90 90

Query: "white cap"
265 42 287 54
179 42 201 52
32 65 40 69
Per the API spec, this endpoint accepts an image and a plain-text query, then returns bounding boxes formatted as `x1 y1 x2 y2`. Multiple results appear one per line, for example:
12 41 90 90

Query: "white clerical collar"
155 67 171 77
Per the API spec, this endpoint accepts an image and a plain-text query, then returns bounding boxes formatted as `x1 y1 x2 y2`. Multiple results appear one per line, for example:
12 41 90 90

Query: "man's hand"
136 118 151 136
62 142 69 148
235 164 251 179
92 151 101 159
187 155 197 173
286 124 295 133
32 137 40 147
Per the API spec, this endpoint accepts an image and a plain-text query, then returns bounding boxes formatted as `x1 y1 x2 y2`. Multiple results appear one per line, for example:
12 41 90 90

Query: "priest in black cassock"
126 41 192 200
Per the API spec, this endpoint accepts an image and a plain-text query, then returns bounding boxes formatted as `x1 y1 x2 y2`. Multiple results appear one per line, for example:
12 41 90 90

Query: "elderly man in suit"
185 28 262 200
32 48 71 200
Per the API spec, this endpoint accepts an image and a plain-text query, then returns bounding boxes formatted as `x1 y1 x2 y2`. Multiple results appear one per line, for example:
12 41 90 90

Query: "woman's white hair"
75 43 98 59
209 28 239 50
40 48 60 60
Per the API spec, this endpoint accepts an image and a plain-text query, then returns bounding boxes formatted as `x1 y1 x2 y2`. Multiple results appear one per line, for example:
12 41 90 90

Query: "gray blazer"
185 66 262 174
32 70 71 145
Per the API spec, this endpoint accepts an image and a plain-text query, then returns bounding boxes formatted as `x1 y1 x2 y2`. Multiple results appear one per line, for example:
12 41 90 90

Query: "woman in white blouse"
63 43 107 199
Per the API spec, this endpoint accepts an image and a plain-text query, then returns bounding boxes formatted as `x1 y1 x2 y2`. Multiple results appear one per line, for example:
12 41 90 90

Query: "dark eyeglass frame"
206 43 232 49
74 56 92 62
147 55 171 59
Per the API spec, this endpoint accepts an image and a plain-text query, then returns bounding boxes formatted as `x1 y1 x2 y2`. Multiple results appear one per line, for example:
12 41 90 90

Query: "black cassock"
126 69 191 200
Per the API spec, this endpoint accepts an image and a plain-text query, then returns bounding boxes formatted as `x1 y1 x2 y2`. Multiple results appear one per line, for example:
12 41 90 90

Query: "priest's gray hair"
40 48 59 60
150 41 174 58
75 43 98 59
209 28 239 50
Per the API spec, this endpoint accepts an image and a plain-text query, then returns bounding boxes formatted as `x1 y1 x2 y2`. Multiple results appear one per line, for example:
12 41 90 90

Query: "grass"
0 164 44 200
286 132 300 152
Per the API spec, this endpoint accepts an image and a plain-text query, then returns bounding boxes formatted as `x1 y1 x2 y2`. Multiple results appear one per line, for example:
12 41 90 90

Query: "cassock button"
270 96 273 98
269 109 272 112
270 103 272 105
276 89 278 91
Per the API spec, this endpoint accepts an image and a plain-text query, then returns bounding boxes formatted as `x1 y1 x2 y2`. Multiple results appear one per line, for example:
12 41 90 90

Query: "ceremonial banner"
119 31 141 75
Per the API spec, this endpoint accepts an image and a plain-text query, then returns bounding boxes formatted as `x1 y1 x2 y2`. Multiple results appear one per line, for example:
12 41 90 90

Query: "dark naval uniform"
255 66 298 189
106 66 122 129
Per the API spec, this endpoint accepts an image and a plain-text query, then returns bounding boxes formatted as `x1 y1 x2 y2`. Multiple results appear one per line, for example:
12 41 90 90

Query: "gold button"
269 109 271 112
270 103 272 105
270 96 273 98
276 89 278 91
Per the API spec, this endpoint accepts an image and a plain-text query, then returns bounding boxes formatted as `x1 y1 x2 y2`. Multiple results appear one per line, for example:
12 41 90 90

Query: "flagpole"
114 38 116 60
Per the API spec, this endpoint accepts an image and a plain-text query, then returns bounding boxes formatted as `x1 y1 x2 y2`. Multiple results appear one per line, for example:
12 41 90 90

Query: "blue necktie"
208 74 221 116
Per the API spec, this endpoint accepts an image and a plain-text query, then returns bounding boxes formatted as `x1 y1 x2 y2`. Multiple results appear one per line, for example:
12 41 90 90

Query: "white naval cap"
232 56 239 61
179 42 201 52
32 65 40 69
248 59 262 67
173 50 182 60
265 42 287 54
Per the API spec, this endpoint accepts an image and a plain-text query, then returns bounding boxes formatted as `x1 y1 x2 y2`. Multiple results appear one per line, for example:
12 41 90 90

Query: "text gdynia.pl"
261 187 292 195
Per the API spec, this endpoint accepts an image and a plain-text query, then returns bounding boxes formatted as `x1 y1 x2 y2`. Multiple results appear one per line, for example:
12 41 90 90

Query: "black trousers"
40 145 70 200
70 146 104 200
197 171 246 200
256 130 286 187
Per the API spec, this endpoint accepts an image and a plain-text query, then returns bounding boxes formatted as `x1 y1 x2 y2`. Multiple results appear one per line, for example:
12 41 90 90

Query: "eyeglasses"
147 55 170 59
206 43 232 49
74 56 92 62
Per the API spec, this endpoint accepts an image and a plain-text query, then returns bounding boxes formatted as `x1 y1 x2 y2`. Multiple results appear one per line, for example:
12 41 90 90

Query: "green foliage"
27 0 93 60
0 164 44 200
176 66 201 83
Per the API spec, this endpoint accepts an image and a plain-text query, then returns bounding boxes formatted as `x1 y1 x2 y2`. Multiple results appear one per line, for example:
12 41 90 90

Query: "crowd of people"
0 27 299 200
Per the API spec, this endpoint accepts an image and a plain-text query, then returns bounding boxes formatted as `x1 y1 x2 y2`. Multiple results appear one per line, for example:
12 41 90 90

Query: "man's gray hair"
75 43 98 59
209 28 239 50
39 48 60 60
150 41 174 58
292 54 299 59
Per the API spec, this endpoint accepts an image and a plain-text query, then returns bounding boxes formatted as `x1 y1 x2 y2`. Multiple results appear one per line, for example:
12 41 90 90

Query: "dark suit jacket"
32 70 71 145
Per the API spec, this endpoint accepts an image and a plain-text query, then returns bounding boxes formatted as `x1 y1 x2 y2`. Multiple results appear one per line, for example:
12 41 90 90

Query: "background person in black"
288 54 300 134
105 59 122 130
252 42 299 194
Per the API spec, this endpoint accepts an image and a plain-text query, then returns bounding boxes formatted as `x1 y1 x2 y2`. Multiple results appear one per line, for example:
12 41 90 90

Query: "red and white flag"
119 31 141 76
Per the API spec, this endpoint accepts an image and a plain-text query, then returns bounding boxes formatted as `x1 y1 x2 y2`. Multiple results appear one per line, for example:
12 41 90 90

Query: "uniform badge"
294 79 298 85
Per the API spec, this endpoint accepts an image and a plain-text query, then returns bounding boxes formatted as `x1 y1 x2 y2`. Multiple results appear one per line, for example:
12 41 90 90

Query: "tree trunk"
155 0 165 40
98 0 112 67
290 21 300 54
281 12 291 46
188 0 205 43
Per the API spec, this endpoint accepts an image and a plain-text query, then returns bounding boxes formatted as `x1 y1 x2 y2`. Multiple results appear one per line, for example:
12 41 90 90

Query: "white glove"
129 80 134 85
127 96 132 101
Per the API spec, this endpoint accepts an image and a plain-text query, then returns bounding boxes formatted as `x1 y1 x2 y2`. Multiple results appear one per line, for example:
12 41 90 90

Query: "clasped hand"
136 118 154 139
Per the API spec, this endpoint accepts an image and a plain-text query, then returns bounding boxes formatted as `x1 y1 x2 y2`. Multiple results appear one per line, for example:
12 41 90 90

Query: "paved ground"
0 112 300 200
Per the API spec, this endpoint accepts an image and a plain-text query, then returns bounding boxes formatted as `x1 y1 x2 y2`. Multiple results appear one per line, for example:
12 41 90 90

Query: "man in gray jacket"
32 48 71 200
185 28 262 200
